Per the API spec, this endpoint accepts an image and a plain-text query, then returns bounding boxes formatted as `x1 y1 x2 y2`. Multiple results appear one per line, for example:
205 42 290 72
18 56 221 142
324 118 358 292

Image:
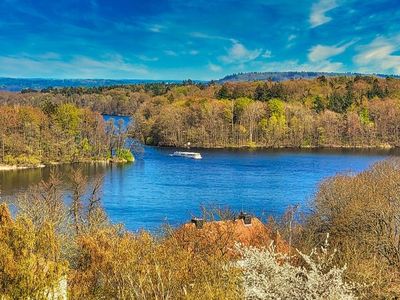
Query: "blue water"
0 115 393 231
99 147 388 230
102 114 131 130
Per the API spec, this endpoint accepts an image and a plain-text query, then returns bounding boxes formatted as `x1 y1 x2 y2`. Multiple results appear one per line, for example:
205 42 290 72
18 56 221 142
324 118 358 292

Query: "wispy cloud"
148 24 165 33
189 32 238 43
309 0 338 28
257 59 344 73
0 0 399 79
137 55 159 62
220 42 262 64
208 63 222 72
262 50 272 58
164 50 178 56
0 53 149 78
308 40 355 62
354 35 400 74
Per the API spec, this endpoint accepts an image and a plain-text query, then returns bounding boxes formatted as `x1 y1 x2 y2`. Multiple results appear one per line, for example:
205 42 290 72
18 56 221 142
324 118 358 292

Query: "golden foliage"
69 227 241 300
303 159 400 298
0 203 68 299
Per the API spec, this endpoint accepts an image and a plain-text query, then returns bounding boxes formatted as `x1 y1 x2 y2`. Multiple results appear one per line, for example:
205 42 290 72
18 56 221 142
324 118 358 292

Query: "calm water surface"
0 116 395 230
0 147 394 230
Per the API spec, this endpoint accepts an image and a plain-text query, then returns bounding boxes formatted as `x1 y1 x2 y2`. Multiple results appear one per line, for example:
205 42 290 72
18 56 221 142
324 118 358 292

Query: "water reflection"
0 147 395 231
0 163 109 196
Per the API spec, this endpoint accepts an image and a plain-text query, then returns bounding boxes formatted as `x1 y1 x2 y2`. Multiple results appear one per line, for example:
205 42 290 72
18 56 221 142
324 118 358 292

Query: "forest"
2 75 400 149
0 103 134 167
0 159 399 299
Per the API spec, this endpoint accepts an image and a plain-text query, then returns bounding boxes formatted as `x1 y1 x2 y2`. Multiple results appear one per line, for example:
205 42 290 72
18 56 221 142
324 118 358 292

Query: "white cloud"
353 36 400 74
189 32 238 43
164 50 178 56
0 53 149 79
262 50 272 58
189 50 199 55
137 55 159 62
288 34 297 41
308 41 354 62
148 24 165 33
309 0 338 28
254 59 344 73
208 63 222 72
220 42 262 64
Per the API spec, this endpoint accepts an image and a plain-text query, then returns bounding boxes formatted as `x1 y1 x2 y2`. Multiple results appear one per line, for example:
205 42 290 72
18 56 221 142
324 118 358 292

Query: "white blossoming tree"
236 236 360 300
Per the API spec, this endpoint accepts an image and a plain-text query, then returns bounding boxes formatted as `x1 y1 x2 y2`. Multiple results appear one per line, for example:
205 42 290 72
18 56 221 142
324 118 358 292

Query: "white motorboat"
170 151 202 159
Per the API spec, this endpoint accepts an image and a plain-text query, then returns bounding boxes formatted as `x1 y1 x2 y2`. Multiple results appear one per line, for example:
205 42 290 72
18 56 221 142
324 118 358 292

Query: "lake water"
0 115 395 231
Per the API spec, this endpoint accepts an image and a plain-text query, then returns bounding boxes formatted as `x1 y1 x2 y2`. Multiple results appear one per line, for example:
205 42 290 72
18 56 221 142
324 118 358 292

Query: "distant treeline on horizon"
1 71 400 92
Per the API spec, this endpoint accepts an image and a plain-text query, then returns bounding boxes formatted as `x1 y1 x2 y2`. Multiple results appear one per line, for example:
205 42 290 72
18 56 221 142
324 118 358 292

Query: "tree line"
133 76 400 148
2 75 400 149
2 76 400 149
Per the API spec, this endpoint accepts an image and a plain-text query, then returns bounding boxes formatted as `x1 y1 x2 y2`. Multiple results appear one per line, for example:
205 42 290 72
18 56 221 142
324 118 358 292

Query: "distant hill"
2 72 400 92
218 71 400 83
0 78 184 92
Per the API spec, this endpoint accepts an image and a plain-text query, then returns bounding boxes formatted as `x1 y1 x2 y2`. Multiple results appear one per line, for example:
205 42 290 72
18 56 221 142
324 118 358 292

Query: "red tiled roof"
170 217 290 256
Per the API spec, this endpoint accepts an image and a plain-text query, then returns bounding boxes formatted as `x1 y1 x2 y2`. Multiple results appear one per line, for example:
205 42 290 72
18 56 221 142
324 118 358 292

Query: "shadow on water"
0 163 114 196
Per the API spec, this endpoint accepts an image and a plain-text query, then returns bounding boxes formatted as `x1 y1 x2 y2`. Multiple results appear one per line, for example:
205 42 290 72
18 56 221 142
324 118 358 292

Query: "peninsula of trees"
0 103 134 168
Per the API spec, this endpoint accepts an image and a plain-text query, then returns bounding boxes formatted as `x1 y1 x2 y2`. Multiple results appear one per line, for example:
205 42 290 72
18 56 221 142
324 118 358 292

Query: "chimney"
238 212 252 225
191 217 204 229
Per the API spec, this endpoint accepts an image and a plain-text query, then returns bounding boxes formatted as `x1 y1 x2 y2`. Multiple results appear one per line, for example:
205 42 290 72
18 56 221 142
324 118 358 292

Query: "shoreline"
0 159 122 171
0 144 395 171
0 164 46 171
153 143 395 151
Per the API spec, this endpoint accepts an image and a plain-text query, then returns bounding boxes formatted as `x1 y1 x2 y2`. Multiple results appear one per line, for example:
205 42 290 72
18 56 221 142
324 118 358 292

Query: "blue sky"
0 0 399 80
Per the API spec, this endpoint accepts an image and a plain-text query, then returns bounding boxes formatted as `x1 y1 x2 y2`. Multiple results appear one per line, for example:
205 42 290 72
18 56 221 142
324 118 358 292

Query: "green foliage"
54 103 82 136
367 79 387 99
0 105 111 166
313 96 325 113
171 85 191 96
115 148 135 162
145 136 154 145
268 98 285 116
3 154 41 166
3 155 16 165
217 84 230 99
328 91 353 113
253 82 286 101
234 97 253 121
40 99 58 116
80 138 92 153
359 107 373 126
259 118 268 132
